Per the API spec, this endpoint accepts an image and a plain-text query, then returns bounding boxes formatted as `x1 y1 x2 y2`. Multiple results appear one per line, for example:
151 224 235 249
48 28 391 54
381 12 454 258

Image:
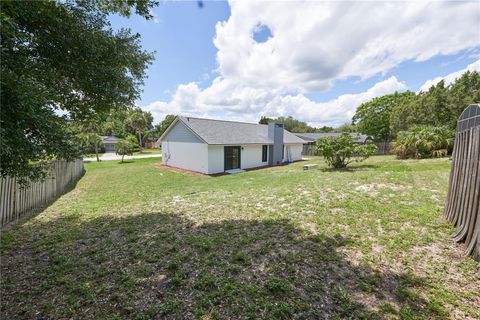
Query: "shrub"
392 125 454 159
125 134 139 149
316 133 377 169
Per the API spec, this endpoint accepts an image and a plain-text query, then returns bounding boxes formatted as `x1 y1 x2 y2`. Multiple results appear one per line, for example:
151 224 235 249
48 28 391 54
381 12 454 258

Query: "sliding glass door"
224 146 241 170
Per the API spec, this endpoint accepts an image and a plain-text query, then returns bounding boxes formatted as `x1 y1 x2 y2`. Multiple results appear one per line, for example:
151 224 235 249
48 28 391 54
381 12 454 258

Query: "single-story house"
158 116 305 174
294 132 373 155
101 136 121 152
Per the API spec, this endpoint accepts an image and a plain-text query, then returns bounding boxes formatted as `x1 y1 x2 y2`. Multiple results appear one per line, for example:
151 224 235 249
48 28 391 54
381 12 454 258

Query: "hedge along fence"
444 104 480 261
0 159 84 227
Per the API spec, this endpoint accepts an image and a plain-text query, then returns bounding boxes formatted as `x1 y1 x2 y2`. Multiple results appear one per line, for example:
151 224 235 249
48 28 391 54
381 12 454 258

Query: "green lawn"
83 152 105 158
1 156 479 319
133 148 162 156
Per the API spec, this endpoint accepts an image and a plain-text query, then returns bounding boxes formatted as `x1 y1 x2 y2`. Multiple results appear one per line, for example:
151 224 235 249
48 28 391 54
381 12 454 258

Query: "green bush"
316 133 377 169
392 125 454 159
125 134 139 149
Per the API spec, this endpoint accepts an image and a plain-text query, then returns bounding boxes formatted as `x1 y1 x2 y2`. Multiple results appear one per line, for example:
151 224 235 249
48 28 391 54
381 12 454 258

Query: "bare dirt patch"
153 163 210 177
355 183 410 196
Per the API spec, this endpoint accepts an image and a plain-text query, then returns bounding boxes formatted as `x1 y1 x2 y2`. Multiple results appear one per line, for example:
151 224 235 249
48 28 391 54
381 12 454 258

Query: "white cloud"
214 0 480 92
142 1 479 127
418 59 480 92
144 76 406 127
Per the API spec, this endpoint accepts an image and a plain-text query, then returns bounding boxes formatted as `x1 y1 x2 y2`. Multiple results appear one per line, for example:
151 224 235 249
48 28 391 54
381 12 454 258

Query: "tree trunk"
138 132 142 151
95 142 100 162
121 154 124 163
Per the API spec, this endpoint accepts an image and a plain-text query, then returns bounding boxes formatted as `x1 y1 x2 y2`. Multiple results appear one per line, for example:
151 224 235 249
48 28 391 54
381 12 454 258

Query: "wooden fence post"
444 104 480 261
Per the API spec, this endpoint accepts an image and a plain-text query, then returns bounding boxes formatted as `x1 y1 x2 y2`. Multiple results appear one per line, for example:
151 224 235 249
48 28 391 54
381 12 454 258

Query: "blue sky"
109 1 480 127
110 2 231 105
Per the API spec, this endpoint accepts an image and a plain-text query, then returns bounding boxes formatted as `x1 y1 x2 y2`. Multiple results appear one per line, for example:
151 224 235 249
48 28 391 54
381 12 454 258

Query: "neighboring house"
101 136 121 152
143 137 157 149
157 116 305 174
294 132 373 155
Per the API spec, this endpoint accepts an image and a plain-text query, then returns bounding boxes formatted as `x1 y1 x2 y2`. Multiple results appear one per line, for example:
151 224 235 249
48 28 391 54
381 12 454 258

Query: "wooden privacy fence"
302 144 318 156
0 159 84 227
444 104 480 261
374 142 392 155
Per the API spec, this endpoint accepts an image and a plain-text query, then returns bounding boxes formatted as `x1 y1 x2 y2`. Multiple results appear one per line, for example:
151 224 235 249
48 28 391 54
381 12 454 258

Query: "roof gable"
101 136 121 143
162 119 205 143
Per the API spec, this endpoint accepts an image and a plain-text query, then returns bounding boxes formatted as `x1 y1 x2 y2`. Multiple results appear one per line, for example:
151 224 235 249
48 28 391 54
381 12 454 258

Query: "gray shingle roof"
170 116 305 145
101 136 121 143
294 132 372 144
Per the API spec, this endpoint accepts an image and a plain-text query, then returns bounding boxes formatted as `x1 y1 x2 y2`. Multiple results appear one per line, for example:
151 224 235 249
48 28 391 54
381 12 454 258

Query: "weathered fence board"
0 159 84 227
444 104 480 261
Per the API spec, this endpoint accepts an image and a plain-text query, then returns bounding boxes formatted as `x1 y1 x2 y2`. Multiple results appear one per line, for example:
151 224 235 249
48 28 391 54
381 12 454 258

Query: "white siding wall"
162 121 209 173
208 144 269 174
241 145 269 169
283 144 303 162
207 145 224 174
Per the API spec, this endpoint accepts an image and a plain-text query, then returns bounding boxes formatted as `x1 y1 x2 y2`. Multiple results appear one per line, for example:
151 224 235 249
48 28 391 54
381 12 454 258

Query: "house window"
262 145 268 162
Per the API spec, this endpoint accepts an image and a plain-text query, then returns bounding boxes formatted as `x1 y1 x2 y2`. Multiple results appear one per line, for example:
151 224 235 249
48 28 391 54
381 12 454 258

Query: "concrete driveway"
83 152 161 162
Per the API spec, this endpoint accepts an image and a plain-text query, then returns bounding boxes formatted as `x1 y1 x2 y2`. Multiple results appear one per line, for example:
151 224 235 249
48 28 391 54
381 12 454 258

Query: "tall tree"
446 71 480 129
77 118 104 162
0 0 155 182
317 126 335 133
353 91 415 141
259 116 273 125
334 123 358 133
389 72 480 134
143 111 154 130
156 114 177 137
128 110 148 150
78 133 103 162
258 116 317 133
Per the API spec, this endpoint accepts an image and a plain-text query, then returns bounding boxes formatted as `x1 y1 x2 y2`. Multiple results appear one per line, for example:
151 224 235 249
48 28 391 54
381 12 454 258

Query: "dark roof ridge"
179 116 272 127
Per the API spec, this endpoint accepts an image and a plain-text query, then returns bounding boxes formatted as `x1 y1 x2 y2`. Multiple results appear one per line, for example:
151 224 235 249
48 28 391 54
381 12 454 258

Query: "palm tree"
128 111 147 151
77 118 103 161
392 125 454 159
115 140 133 163
88 133 103 162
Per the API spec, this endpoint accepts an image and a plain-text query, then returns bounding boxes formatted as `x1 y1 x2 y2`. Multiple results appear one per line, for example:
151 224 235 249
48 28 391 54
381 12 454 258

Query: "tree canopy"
353 71 480 141
258 116 318 133
155 114 177 138
0 0 155 182
128 110 148 150
352 92 415 141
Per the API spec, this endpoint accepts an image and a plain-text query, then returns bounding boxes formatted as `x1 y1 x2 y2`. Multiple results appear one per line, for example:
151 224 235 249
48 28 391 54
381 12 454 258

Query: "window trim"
262 145 268 162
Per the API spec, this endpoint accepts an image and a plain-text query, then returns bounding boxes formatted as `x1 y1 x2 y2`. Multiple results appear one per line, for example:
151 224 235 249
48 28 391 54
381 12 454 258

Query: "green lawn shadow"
1 211 435 319
118 160 135 164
